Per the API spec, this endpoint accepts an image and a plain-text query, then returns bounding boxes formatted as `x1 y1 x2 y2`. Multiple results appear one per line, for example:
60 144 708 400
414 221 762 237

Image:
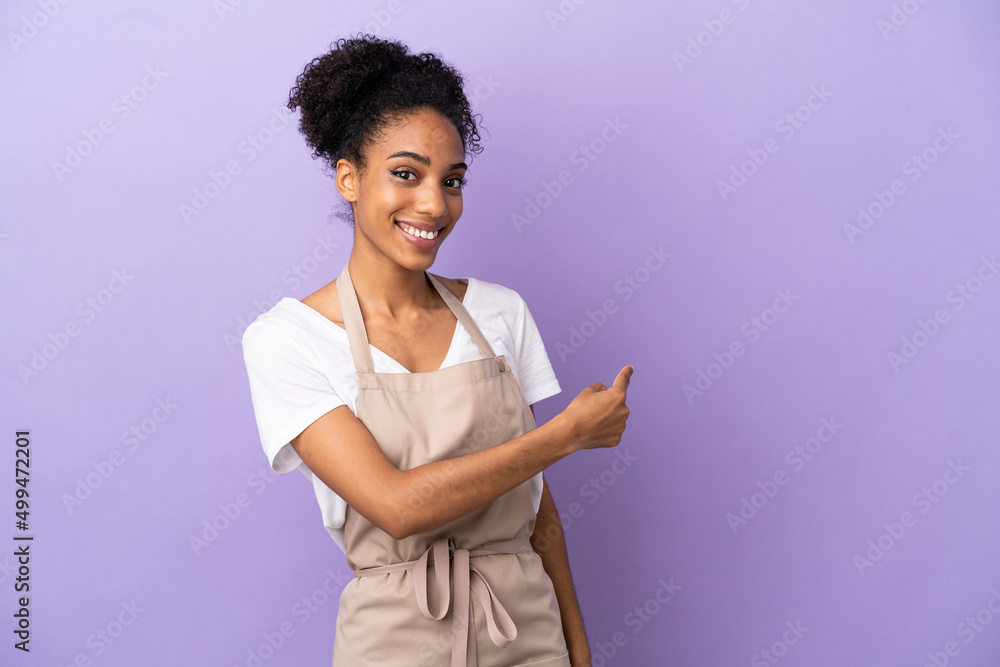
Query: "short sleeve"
241 320 346 473
513 295 562 406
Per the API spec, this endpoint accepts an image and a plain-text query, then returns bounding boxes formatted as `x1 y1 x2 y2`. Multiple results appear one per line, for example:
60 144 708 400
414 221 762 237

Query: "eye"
446 176 468 190
390 169 416 181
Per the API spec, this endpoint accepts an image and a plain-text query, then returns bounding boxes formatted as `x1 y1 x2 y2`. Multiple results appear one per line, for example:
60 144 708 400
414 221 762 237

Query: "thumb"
612 365 634 391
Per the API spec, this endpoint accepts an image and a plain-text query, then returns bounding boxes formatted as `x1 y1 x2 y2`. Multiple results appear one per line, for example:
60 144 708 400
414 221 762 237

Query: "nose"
412 181 448 219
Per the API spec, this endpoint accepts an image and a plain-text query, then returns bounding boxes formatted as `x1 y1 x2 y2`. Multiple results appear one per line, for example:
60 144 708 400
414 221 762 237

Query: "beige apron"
331 263 571 667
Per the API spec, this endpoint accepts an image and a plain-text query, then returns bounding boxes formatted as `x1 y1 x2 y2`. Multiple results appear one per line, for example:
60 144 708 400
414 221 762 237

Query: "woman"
242 35 633 666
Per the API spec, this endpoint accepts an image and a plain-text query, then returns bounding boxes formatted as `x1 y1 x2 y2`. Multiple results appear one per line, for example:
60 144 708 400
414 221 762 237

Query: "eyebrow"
386 151 467 171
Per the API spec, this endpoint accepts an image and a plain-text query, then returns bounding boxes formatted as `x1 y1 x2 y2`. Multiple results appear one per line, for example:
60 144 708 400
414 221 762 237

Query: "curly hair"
287 34 484 175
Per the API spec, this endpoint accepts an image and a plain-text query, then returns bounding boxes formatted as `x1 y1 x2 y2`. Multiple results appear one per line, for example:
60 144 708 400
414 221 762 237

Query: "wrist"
545 412 580 457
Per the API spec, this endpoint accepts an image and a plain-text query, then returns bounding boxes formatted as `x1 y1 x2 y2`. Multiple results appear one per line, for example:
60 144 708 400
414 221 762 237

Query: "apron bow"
354 536 535 667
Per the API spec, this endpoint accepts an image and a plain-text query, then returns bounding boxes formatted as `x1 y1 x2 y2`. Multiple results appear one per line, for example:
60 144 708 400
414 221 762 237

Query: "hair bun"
287 33 482 174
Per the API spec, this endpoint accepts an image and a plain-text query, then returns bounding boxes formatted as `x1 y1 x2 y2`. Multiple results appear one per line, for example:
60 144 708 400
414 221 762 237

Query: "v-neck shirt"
241 276 563 552
291 279 467 374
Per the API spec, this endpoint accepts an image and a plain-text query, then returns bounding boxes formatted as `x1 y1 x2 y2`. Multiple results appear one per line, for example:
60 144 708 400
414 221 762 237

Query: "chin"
399 253 438 273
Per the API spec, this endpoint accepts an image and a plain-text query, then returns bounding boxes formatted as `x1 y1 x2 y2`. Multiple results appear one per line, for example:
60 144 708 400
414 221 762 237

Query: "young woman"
242 35 633 667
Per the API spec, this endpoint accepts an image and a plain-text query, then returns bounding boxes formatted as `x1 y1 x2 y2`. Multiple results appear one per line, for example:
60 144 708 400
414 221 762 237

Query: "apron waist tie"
352 536 535 667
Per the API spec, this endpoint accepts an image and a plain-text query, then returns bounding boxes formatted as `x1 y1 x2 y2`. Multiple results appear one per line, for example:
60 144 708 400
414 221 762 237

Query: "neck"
346 248 438 321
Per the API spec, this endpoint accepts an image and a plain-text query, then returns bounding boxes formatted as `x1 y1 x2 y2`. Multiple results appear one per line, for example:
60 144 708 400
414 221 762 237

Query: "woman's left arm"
529 404 591 665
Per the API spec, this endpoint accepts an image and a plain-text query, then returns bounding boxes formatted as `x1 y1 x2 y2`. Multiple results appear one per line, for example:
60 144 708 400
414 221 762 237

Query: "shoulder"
428 273 471 303
446 276 532 338
241 298 319 352
441 274 527 309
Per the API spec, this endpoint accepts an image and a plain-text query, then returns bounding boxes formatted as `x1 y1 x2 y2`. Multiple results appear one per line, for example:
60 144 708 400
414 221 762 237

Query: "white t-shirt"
241 276 563 553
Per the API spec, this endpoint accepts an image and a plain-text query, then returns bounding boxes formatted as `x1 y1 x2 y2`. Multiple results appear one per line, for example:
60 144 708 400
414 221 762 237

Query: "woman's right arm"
290 364 633 540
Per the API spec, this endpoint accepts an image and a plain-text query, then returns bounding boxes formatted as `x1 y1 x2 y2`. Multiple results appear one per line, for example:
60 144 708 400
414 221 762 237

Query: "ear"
335 158 360 203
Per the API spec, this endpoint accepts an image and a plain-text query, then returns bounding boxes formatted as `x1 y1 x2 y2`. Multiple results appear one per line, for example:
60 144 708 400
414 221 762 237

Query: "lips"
396 220 443 249
396 221 441 239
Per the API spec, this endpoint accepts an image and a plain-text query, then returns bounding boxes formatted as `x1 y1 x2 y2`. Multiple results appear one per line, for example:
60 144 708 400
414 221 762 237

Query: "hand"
558 364 633 452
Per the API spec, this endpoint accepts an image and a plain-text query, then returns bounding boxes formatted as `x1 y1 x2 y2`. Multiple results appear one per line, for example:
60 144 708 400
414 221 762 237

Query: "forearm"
392 415 577 537
531 477 591 666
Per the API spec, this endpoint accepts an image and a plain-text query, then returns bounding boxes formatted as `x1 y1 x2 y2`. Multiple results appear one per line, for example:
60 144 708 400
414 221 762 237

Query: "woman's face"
338 108 468 273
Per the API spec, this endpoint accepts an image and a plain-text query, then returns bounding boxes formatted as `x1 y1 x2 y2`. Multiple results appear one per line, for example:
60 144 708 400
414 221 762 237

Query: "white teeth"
400 223 438 240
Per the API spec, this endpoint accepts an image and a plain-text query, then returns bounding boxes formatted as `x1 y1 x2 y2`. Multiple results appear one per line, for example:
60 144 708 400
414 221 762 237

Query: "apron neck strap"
336 263 497 374
336 262 374 373
425 271 497 359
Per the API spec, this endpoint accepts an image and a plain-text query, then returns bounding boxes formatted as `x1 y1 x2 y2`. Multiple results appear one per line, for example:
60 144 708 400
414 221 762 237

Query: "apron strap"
352 536 534 667
336 262 376 373
336 263 500 374
425 272 497 360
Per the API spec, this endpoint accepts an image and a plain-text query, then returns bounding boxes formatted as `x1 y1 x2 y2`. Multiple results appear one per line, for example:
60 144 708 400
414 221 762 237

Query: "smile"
397 222 439 240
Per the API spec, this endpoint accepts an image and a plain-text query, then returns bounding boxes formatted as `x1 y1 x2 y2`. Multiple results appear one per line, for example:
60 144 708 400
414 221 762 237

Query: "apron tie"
353 536 535 667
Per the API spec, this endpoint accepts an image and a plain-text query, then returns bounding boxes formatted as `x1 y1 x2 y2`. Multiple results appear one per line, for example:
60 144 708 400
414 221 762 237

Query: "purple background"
3 1 999 665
